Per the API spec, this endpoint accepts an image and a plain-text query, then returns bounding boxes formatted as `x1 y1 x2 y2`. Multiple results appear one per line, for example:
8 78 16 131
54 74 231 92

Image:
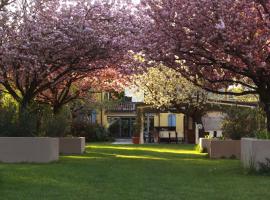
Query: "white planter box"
59 137 85 154
241 138 270 170
210 140 241 159
0 137 59 163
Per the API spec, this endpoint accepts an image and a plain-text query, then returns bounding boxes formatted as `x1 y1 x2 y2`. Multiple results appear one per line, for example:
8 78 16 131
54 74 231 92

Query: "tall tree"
0 0 139 111
138 0 270 131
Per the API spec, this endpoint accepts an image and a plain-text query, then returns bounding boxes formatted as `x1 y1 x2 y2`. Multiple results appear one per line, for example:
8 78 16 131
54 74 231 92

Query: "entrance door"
121 118 132 138
108 117 135 138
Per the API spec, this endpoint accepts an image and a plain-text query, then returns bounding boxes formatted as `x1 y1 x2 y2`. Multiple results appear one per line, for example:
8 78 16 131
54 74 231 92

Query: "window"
168 114 176 127
91 110 97 124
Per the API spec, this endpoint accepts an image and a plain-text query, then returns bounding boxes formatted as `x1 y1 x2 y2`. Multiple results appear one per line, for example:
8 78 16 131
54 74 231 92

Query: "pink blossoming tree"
0 0 139 112
138 0 270 131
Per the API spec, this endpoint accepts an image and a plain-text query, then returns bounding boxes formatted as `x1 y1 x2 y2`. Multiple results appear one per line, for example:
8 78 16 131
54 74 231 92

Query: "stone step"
112 138 132 144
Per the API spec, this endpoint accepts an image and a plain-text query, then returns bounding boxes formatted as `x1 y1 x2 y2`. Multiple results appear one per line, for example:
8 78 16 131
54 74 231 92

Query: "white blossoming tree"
133 65 208 136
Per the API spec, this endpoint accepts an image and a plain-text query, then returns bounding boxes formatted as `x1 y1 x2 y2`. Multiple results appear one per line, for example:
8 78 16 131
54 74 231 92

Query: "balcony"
107 102 136 112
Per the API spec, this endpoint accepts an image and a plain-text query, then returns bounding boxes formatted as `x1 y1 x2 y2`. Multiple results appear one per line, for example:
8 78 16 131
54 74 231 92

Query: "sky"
125 87 144 102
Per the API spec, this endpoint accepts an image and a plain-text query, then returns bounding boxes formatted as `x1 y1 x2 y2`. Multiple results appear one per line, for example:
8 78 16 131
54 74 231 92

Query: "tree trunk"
262 101 270 132
19 93 33 112
192 111 205 138
19 100 30 117
265 109 270 133
258 90 270 132
139 110 144 144
53 104 61 115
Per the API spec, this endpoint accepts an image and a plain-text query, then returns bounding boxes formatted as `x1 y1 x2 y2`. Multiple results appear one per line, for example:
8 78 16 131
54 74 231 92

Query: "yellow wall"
96 109 108 128
153 113 159 127
176 114 184 136
154 113 184 138
92 92 109 128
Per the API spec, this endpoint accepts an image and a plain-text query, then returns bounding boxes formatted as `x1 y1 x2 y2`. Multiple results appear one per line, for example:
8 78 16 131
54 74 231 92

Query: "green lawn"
0 143 270 200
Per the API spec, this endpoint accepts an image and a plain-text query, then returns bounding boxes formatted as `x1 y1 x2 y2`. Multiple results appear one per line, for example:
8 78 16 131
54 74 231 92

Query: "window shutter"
91 110 97 123
168 114 176 127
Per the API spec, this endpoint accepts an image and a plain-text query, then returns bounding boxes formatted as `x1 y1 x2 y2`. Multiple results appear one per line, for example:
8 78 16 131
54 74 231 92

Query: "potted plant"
132 108 143 144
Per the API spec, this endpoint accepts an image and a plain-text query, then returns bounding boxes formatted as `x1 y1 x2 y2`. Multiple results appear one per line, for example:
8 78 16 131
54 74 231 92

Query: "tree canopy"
2 0 270 132
137 0 270 130
0 0 139 110
132 65 207 111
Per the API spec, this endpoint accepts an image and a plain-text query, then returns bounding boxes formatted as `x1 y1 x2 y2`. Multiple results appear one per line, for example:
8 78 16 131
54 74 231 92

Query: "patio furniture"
155 127 183 144
144 131 154 143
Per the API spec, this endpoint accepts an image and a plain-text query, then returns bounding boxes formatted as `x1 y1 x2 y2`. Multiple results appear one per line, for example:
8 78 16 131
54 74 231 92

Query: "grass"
0 143 270 200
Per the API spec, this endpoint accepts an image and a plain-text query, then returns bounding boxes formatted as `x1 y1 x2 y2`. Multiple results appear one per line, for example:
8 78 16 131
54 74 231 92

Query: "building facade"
84 92 257 144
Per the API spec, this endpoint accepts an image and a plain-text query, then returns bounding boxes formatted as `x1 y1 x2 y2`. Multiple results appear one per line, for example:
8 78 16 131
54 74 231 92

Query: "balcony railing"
107 102 136 112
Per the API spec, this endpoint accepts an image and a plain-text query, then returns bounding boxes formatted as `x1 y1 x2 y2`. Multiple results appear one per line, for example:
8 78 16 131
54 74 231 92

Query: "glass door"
108 117 135 138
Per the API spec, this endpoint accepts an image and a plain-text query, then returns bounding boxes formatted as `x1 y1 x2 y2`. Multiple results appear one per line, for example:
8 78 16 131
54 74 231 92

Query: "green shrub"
194 144 206 153
42 106 72 137
204 134 212 139
222 106 265 140
0 104 18 136
0 94 39 137
72 121 111 142
255 129 270 139
194 144 201 152
0 93 18 136
0 108 40 137
258 158 270 175
91 124 111 141
16 109 39 136
0 92 72 137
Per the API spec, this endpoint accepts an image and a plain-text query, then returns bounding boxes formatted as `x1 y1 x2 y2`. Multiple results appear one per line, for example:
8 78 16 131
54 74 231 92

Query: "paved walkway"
112 138 132 144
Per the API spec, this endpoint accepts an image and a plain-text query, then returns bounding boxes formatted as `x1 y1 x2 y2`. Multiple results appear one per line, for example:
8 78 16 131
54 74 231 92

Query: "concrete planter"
199 138 212 153
209 140 241 159
241 138 270 170
59 137 85 154
0 137 59 163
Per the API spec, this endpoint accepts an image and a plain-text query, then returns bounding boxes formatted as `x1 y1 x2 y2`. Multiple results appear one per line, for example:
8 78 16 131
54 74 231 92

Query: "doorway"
108 117 135 138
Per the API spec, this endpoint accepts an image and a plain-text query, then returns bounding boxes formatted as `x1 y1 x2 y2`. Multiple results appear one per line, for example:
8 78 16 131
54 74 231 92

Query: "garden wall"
59 137 85 154
0 137 59 163
241 138 270 170
209 140 241 159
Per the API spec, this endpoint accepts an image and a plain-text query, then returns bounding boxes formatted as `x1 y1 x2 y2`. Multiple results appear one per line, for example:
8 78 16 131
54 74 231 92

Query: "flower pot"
132 136 140 144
